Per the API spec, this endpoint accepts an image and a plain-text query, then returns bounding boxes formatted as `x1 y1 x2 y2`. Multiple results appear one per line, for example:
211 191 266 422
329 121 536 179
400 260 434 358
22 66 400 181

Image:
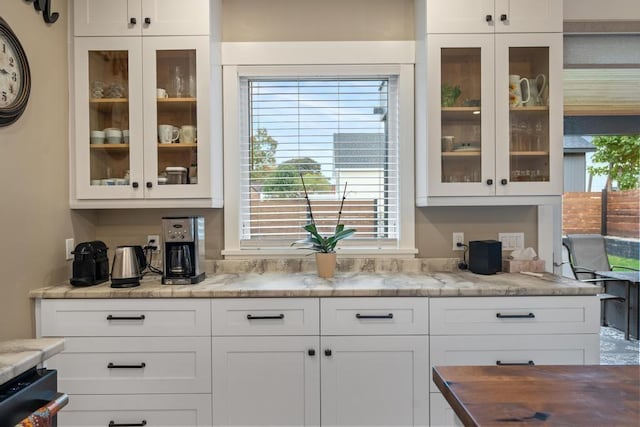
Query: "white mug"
156 88 168 99
158 124 179 144
179 125 197 144
103 128 122 144
509 75 530 107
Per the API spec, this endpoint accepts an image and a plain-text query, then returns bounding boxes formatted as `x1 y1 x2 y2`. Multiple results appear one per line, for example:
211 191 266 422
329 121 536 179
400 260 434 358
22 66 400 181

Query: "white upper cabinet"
71 0 223 208
74 0 210 37
425 0 562 34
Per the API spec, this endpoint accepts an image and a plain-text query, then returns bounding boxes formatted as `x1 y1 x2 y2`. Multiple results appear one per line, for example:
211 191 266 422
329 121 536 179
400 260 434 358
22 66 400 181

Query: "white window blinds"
239 76 400 248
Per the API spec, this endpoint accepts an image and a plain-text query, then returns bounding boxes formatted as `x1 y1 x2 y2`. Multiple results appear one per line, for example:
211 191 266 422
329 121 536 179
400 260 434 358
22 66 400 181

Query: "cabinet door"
141 36 211 199
430 393 464 427
495 33 563 196
212 336 320 426
494 0 563 33
426 0 495 34
73 0 142 36
74 37 144 200
141 0 210 36
321 336 429 427
426 34 495 197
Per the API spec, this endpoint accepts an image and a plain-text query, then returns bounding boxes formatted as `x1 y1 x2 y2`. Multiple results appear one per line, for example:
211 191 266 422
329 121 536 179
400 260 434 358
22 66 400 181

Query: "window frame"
223 61 415 258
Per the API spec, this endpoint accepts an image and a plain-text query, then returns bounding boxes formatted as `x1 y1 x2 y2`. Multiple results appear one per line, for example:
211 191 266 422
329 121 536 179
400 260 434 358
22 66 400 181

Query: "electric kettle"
111 245 147 288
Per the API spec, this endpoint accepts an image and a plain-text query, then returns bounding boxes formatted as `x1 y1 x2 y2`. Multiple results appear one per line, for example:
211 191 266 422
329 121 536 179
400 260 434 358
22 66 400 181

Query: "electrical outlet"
498 232 525 251
452 232 464 251
147 235 161 253
65 238 75 260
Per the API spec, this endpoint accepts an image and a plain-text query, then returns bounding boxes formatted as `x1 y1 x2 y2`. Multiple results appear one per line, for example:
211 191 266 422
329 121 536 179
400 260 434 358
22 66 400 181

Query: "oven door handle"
15 393 69 425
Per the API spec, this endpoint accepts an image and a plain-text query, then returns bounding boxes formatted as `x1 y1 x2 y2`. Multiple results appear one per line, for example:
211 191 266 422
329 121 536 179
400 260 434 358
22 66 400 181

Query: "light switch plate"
65 238 75 260
498 232 524 251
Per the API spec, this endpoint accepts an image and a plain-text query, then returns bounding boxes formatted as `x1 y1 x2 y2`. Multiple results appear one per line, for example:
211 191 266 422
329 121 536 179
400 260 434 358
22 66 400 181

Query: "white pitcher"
523 74 547 106
509 75 530 107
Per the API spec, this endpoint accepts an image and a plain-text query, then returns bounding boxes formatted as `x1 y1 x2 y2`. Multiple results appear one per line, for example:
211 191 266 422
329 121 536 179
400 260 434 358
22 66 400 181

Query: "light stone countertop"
0 338 65 385
29 258 600 298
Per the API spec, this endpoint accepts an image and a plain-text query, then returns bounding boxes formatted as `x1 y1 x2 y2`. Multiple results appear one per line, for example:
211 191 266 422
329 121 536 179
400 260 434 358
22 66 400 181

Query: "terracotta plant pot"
315 252 337 278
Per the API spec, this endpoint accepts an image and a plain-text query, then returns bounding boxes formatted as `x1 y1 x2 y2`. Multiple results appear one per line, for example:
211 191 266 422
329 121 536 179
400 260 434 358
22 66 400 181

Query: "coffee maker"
162 216 205 285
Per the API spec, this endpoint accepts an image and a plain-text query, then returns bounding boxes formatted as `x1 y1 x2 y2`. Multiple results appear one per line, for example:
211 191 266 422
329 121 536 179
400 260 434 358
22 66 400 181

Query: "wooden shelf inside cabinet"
158 142 197 149
510 151 548 156
90 98 128 112
509 106 549 112
157 97 197 104
441 107 482 120
90 143 130 150
442 151 481 157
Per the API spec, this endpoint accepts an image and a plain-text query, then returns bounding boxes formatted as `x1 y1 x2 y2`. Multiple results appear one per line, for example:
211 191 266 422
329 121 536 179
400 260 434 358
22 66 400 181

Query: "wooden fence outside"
563 190 640 238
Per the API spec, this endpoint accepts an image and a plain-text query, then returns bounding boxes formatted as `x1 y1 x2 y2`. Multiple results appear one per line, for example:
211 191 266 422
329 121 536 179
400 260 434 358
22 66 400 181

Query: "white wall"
564 0 640 21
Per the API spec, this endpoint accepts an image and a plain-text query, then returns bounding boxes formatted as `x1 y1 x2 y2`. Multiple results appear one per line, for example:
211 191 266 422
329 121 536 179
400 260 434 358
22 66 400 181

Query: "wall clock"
0 16 31 127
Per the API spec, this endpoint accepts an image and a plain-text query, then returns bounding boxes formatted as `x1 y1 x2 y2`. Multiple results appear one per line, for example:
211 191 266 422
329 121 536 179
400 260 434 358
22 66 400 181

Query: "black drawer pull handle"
501 178 508 185
485 14 493 22
107 315 145 321
325 349 332 357
308 349 316 356
497 360 535 366
496 312 535 319
144 17 151 25
500 14 508 22
355 313 394 319
107 362 146 369
486 179 493 185
247 314 285 320
129 17 137 25
109 421 147 427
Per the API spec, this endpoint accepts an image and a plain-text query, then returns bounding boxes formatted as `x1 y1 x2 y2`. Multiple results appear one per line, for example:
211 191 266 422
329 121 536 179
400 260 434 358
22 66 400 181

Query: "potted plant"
294 175 356 278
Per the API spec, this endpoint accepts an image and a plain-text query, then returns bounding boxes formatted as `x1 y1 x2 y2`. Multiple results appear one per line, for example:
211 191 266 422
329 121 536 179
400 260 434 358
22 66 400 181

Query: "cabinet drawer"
429 296 599 335
59 394 212 426
321 297 428 335
212 298 319 336
39 299 211 337
429 334 600 392
46 337 211 394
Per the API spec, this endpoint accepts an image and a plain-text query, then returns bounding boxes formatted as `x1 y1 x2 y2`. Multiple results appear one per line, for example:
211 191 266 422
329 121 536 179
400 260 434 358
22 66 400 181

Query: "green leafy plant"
587 135 640 190
293 175 356 253
441 83 462 107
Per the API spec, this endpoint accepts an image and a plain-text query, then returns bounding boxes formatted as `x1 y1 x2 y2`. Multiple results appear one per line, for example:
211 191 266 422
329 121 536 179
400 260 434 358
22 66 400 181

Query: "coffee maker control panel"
163 218 195 242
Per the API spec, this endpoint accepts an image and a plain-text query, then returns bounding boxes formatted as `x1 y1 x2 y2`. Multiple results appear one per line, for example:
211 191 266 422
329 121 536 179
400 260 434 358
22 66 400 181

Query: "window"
223 64 415 257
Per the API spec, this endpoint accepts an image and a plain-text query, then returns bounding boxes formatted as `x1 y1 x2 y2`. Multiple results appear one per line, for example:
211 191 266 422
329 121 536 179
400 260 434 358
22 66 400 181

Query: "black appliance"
162 216 205 285
70 240 109 286
0 368 64 426
469 240 502 275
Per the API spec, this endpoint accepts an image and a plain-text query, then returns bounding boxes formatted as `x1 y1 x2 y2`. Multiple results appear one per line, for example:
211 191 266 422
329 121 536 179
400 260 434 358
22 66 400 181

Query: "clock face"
0 34 22 107
0 16 30 127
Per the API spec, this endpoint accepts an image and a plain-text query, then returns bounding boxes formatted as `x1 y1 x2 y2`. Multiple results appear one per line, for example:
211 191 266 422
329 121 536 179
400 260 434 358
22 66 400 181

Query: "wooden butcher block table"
433 365 640 426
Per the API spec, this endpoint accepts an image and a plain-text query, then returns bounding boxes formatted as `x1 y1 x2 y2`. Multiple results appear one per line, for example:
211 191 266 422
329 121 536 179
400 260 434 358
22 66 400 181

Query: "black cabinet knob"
486 179 493 185
144 17 151 25
324 349 332 357
132 182 139 188
485 14 493 22
129 17 137 25
146 182 153 188
308 349 316 356
500 14 508 21
501 179 508 185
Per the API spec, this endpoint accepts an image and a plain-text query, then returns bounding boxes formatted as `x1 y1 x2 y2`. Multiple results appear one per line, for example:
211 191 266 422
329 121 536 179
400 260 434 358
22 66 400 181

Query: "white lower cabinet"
428 296 600 427
212 336 320 426
321 335 429 427
37 299 212 424
58 394 212 426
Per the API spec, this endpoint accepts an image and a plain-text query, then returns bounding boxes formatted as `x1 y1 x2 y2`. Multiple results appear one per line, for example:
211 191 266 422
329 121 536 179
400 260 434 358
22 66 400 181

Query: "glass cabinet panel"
155 49 199 186
508 46 549 183
88 50 131 186
440 48 482 183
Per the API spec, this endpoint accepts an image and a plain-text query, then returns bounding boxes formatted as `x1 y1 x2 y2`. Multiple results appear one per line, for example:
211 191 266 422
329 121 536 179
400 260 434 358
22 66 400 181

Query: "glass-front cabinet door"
74 37 144 199
427 34 495 197
142 36 210 199
495 33 562 196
